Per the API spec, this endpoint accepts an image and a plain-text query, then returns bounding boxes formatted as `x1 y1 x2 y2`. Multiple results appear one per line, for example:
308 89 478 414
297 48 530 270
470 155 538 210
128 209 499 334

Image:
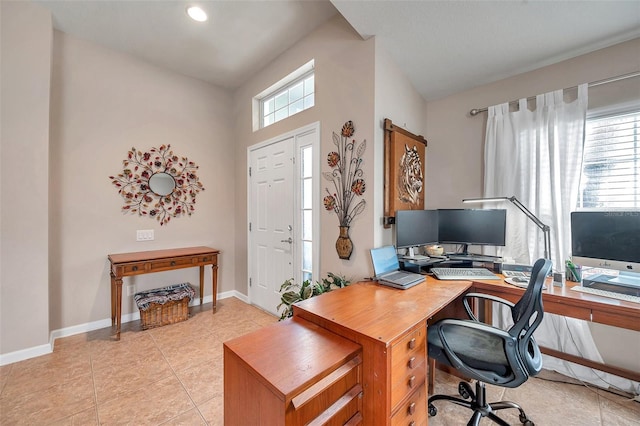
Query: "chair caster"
519 413 534 425
428 403 437 417
458 381 474 400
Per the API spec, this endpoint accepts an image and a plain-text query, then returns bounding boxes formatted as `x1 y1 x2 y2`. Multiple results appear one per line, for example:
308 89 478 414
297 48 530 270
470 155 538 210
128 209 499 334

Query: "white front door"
249 137 295 315
248 123 319 316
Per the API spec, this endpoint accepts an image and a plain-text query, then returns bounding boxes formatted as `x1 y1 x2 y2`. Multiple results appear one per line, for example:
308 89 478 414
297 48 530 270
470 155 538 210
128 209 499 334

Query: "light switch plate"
136 229 154 241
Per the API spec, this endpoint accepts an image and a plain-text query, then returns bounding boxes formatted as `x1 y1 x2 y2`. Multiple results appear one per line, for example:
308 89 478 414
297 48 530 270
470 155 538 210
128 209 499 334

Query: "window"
300 145 313 283
578 109 640 209
254 60 315 130
261 73 314 128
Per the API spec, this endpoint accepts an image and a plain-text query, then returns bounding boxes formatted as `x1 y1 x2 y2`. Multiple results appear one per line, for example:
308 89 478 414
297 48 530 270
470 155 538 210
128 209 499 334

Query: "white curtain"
485 85 640 394
484 85 588 268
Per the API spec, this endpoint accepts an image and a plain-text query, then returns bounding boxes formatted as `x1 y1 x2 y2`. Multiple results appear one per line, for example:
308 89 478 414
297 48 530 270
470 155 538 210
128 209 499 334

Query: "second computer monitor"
437 209 507 247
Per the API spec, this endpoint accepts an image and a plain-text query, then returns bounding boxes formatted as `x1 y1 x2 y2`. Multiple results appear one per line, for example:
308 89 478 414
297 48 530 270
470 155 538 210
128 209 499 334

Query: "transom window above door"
253 60 315 130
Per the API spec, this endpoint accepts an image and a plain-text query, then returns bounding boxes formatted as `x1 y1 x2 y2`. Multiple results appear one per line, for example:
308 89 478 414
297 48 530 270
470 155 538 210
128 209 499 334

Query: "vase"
335 226 353 260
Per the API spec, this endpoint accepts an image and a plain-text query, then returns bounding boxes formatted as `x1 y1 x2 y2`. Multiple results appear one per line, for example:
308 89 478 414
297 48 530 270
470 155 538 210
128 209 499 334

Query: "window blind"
579 110 640 209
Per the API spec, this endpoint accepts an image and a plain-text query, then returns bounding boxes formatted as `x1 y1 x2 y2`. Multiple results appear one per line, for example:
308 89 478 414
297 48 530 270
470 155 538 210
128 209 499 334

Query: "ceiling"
34 0 640 101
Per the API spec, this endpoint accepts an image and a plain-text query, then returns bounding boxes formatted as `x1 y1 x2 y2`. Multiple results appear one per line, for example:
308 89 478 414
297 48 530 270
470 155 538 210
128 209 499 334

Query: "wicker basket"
135 283 194 330
138 298 189 329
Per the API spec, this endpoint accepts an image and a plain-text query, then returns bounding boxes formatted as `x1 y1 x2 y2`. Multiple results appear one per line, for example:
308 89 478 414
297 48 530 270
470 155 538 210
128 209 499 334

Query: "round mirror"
148 172 176 196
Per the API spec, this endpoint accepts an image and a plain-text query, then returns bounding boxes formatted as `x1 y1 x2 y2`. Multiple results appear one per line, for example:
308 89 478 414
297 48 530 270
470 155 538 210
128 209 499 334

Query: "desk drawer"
150 256 195 270
391 385 427 426
120 262 149 275
195 254 216 264
544 300 591 321
391 327 426 409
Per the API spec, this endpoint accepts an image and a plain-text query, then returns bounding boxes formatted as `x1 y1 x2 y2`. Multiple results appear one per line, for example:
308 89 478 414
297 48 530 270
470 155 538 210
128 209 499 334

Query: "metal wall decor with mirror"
109 145 205 225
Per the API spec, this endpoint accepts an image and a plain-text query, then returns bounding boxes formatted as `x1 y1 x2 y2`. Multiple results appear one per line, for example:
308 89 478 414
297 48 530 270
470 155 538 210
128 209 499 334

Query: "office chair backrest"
509 258 552 376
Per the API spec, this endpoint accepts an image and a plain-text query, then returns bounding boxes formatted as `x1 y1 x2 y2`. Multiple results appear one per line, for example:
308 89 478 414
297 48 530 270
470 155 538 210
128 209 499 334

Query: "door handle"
281 237 293 244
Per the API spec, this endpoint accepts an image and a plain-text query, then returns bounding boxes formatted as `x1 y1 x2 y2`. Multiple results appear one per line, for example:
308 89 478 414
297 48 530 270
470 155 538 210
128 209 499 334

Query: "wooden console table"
108 246 219 340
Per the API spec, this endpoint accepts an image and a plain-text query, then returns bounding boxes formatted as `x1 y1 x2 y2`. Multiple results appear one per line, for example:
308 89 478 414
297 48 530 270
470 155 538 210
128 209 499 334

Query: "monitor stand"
446 245 501 262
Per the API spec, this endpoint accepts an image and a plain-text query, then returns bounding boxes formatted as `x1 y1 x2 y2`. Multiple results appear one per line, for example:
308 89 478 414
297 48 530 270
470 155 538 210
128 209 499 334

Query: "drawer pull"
132 266 138 271
170 261 176 266
409 422 415 426
408 375 416 388
408 337 416 349
408 402 416 415
407 356 416 369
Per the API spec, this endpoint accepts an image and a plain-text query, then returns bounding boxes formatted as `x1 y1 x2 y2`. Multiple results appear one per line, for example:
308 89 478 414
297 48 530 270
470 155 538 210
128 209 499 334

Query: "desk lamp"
463 196 551 260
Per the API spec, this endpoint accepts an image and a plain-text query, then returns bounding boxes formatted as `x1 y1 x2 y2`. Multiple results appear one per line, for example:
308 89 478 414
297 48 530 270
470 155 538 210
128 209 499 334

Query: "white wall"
424 38 640 372
48 31 236 330
0 1 52 355
232 15 376 289
373 43 427 247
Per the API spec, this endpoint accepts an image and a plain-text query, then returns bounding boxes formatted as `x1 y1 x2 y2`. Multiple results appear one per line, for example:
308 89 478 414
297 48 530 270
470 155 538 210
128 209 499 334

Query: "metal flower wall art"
109 145 205 226
323 121 366 260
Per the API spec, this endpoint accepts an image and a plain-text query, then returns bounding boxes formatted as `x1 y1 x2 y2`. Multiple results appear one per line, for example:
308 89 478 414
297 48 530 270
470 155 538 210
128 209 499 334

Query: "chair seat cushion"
428 320 509 377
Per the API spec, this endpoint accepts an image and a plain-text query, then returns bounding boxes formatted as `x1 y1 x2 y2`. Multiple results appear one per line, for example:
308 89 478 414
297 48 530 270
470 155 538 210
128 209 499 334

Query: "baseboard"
0 291 248 366
0 343 53 366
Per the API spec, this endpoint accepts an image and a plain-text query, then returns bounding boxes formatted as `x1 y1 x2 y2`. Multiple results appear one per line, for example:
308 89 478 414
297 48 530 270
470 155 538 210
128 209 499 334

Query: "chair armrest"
463 292 515 321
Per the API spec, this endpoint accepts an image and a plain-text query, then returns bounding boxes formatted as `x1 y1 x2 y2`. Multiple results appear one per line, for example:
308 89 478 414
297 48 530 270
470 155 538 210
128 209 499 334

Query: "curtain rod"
469 71 640 116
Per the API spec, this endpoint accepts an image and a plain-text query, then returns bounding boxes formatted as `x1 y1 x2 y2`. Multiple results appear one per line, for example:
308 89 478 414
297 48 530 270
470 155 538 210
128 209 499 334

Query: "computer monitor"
437 209 507 253
571 211 640 274
395 209 439 250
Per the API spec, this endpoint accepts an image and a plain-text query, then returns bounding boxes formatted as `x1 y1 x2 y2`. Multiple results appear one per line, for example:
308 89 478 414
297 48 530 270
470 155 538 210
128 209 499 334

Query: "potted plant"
277 273 351 320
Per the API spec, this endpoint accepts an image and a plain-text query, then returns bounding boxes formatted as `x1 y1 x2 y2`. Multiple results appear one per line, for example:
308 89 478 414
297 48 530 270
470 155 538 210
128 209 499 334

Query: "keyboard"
503 270 531 278
431 267 500 280
571 286 640 304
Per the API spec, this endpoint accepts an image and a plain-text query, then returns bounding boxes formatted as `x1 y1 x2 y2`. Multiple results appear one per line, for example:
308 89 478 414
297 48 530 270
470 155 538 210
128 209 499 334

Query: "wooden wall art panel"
383 119 427 228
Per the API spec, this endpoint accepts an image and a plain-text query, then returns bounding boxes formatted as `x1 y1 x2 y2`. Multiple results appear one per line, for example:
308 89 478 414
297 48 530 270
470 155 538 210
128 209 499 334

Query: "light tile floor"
0 297 638 425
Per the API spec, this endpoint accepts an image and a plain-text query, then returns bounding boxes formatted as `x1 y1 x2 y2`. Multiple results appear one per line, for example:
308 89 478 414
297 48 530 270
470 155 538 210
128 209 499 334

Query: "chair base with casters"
428 379 534 426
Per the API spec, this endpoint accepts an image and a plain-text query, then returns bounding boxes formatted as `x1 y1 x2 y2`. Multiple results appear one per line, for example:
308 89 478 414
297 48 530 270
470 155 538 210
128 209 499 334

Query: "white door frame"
247 122 320 308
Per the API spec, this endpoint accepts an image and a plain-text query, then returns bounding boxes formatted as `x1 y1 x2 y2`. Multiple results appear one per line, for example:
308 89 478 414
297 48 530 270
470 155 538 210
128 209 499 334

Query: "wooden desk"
294 279 471 425
472 278 640 383
108 246 219 340
223 275 640 424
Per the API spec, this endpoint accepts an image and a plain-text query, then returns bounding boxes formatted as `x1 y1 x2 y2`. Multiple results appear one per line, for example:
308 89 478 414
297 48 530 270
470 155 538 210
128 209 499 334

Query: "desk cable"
552 316 640 402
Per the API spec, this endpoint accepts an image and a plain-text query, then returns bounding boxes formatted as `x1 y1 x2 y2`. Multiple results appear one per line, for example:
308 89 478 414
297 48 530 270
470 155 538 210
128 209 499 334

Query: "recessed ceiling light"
186 6 207 22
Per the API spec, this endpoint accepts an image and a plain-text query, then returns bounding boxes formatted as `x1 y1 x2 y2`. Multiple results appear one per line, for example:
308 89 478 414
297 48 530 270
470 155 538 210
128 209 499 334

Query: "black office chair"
427 258 552 426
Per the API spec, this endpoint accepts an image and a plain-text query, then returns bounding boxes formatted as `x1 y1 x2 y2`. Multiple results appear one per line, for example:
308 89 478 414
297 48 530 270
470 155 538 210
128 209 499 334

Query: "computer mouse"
513 277 529 283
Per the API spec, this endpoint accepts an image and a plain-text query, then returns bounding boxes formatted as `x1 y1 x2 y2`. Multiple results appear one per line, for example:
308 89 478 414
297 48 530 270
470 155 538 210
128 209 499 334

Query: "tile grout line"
596 392 605 425
150 329 210 425
90 349 101 425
